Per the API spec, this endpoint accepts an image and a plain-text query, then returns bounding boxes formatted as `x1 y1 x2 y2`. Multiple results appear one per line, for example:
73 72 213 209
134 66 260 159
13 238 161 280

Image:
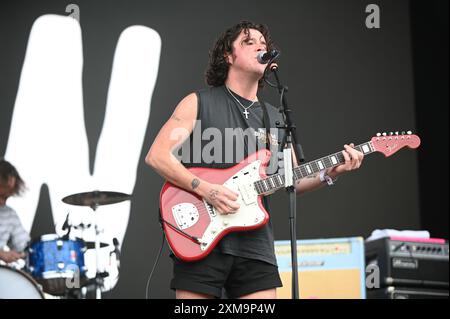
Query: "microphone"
257 50 280 64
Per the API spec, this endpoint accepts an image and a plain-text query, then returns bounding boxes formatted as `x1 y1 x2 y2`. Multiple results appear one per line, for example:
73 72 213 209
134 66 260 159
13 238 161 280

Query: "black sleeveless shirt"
180 85 286 266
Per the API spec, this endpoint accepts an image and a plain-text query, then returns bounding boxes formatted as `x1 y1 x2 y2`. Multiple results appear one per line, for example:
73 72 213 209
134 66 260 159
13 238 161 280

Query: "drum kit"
0 190 131 299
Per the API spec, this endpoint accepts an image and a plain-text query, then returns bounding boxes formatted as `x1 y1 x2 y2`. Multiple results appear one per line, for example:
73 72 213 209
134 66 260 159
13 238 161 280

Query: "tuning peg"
376 133 381 137
395 131 399 135
389 132 394 136
401 131 406 135
382 132 387 136
407 131 412 135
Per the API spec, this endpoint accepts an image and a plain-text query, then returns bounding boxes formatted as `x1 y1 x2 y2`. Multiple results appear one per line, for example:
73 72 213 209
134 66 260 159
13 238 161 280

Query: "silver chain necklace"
226 86 257 119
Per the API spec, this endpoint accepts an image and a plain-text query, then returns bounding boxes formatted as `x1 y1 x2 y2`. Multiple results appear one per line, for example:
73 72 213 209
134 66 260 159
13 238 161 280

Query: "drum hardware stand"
90 202 106 299
61 190 132 299
61 212 72 240
72 202 108 299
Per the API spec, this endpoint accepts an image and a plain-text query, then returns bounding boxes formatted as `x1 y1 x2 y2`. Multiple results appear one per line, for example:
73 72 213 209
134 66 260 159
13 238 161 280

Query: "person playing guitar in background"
146 21 364 299
0 159 30 264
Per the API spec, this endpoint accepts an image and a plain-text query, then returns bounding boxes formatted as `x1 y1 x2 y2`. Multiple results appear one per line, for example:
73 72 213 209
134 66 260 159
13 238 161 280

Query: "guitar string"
166 139 417 232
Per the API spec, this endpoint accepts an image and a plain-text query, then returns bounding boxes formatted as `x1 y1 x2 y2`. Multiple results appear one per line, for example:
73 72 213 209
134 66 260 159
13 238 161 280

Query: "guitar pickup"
238 183 257 205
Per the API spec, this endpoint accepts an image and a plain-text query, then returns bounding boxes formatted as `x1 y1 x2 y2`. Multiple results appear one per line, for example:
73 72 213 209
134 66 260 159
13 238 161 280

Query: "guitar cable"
145 230 165 299
161 218 201 244
145 209 199 299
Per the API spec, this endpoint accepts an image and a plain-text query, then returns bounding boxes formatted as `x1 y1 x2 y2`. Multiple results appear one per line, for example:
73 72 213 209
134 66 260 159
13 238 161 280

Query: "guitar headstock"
371 131 421 157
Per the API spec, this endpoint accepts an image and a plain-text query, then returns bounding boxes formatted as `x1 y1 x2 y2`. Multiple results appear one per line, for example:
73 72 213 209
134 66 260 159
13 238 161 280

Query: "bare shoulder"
146 93 198 158
171 92 198 123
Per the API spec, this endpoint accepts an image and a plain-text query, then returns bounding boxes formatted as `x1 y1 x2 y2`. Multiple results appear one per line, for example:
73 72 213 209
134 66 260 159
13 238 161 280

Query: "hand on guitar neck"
326 143 364 178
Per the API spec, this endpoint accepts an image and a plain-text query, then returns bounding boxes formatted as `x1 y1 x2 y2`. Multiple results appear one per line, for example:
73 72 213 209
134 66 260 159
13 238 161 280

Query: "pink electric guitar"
160 131 421 262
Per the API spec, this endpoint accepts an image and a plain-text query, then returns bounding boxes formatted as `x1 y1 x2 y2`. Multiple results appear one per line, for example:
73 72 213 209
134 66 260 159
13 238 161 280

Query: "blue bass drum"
27 234 87 295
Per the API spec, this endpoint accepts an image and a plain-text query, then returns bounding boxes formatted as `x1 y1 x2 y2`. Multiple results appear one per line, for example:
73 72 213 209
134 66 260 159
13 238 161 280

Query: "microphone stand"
265 61 305 299
91 202 104 300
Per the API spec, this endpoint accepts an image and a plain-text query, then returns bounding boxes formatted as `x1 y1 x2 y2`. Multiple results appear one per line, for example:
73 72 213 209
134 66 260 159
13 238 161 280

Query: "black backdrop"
0 0 447 298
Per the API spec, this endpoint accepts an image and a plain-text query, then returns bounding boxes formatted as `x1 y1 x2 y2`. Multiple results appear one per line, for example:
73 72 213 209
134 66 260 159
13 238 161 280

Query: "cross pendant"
243 109 249 119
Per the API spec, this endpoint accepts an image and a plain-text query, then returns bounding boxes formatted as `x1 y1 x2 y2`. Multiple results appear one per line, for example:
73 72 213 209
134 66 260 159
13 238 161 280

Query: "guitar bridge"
171 203 200 230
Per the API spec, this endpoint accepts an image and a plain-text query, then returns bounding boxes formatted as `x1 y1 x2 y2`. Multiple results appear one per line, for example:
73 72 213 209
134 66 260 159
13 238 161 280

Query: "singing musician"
146 21 364 299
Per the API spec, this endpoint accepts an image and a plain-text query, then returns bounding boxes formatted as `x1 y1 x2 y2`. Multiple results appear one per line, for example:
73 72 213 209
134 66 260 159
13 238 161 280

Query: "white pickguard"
199 160 265 251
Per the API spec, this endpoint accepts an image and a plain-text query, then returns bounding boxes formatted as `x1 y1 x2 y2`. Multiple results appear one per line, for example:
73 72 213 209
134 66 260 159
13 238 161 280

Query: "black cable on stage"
145 231 165 299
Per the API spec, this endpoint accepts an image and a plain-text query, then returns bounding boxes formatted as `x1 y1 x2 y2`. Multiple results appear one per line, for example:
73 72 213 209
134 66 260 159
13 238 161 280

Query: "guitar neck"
254 141 375 195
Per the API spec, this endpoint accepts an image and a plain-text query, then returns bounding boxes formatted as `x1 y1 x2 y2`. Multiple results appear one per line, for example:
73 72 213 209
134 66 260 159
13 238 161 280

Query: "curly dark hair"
0 159 26 196
205 21 276 87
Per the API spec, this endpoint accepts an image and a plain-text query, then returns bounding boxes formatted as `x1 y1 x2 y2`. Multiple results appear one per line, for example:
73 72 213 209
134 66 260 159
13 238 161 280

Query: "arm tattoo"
171 115 182 122
191 178 200 190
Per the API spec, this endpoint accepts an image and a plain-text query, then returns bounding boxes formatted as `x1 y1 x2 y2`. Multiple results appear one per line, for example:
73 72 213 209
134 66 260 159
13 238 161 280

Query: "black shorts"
170 251 283 298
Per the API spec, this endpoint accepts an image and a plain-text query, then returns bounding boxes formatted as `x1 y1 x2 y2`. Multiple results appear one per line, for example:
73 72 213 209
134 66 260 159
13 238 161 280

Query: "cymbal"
62 191 132 208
